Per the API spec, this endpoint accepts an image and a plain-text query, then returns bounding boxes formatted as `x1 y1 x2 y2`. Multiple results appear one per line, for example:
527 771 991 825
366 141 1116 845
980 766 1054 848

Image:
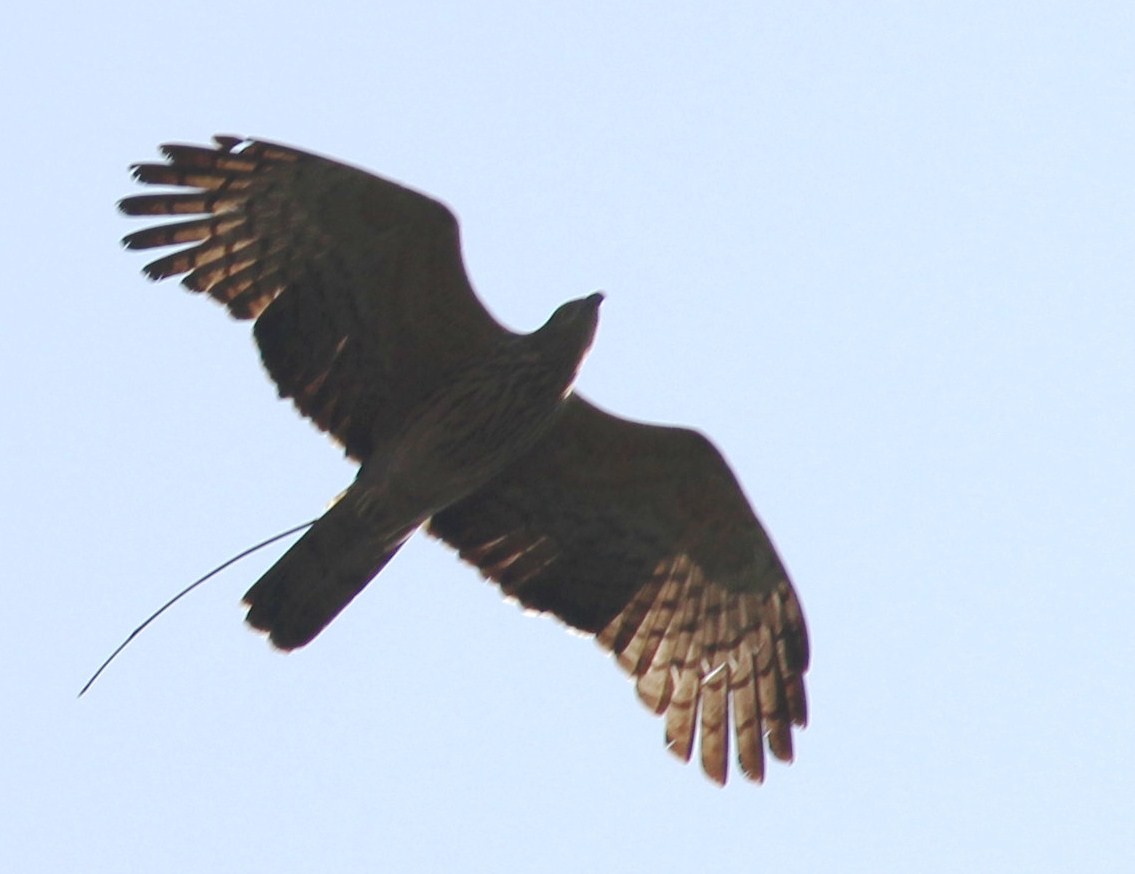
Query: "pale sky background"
2 2 1132 872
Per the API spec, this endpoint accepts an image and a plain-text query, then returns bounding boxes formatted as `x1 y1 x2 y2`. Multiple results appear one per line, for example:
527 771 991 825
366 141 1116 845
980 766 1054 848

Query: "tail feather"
243 493 416 650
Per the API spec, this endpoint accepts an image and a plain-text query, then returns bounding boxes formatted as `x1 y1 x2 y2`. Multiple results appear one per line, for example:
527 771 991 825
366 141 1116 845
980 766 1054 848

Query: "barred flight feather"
595 557 807 785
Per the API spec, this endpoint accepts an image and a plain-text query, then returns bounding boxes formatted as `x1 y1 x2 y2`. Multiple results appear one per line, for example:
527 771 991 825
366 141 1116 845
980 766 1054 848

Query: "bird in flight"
120 136 809 785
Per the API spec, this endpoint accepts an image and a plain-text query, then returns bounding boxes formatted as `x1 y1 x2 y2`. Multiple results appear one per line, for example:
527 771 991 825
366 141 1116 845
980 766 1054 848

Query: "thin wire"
78 520 317 697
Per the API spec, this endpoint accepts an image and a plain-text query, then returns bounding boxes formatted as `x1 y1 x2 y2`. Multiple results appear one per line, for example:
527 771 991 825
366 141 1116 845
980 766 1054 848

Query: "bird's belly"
362 389 563 522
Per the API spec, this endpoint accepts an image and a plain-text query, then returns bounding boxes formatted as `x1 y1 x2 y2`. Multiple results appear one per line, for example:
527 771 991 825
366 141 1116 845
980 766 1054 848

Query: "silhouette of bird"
120 136 809 784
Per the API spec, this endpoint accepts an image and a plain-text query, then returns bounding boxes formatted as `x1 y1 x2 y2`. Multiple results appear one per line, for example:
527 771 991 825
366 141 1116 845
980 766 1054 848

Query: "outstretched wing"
429 396 809 785
119 136 508 460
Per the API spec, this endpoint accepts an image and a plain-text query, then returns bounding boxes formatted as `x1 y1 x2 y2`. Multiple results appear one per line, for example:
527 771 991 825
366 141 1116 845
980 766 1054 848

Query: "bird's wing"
429 395 809 785
120 136 509 460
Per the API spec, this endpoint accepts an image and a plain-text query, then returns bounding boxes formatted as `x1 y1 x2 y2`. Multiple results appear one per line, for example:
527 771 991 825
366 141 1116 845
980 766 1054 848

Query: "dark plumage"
121 136 809 784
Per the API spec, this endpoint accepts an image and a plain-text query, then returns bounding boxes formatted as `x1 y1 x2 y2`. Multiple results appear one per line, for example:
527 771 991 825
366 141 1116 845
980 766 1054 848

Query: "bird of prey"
119 136 809 785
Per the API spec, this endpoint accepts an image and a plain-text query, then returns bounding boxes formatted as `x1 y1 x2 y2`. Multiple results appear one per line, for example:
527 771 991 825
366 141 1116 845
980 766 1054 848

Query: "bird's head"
544 291 604 350
533 292 605 391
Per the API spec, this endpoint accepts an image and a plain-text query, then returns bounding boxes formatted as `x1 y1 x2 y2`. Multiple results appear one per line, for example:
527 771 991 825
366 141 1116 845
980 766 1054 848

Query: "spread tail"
243 490 417 650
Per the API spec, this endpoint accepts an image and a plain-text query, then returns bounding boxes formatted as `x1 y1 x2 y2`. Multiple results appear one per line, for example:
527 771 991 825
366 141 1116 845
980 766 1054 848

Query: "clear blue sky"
3 2 1132 871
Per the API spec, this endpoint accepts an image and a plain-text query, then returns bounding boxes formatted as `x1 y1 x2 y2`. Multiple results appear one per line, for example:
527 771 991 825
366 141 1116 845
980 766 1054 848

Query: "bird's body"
120 136 809 784
247 294 604 649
